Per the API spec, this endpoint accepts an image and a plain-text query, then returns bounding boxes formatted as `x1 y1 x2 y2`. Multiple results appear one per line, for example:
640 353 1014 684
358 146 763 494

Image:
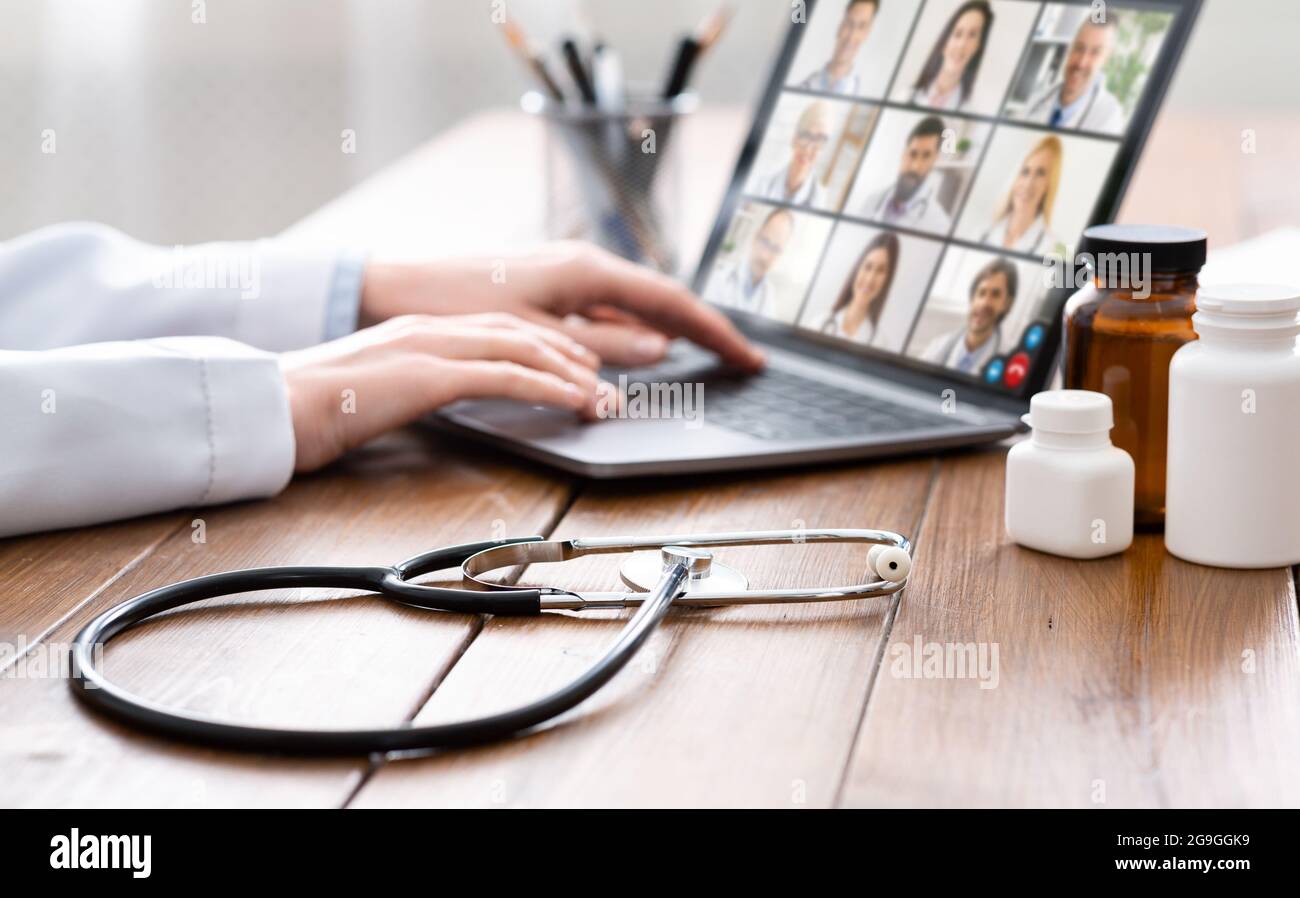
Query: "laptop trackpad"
440 399 746 462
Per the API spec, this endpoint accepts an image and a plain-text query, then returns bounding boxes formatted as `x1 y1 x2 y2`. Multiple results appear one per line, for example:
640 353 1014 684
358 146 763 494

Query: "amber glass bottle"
1063 225 1206 529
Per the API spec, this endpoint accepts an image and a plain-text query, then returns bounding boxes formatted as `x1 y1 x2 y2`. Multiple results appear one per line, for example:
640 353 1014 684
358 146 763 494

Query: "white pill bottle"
1005 390 1134 559
1165 283 1300 568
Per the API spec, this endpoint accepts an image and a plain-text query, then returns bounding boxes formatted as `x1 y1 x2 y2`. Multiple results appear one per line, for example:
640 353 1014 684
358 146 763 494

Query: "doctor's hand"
358 242 765 370
280 313 612 472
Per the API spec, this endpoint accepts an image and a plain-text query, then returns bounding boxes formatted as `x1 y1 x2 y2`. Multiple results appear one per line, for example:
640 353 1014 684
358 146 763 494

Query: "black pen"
661 39 699 101
561 37 597 105
661 2 734 99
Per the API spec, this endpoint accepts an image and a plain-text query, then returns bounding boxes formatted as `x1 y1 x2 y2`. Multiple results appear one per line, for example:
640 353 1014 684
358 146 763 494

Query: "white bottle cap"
1197 283 1300 316
1021 390 1113 434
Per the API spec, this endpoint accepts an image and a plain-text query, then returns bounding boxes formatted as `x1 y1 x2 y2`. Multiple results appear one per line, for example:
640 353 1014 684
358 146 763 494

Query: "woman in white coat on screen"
820 232 899 347
906 0 993 113
978 135 1064 256
0 224 761 538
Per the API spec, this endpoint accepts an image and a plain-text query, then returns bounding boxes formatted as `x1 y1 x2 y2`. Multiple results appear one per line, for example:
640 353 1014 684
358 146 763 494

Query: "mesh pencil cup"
523 88 697 275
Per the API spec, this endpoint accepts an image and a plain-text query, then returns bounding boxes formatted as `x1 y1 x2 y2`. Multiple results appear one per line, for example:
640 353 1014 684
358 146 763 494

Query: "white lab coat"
922 327 1002 374
705 259 775 317
980 215 1062 256
797 67 860 96
821 308 876 346
751 165 827 208
859 177 952 234
1017 79 1125 134
0 222 358 538
908 84 965 113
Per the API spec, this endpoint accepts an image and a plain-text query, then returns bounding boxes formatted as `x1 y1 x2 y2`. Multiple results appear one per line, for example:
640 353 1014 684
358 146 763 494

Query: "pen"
661 2 734 99
591 41 627 168
591 42 626 112
561 37 598 105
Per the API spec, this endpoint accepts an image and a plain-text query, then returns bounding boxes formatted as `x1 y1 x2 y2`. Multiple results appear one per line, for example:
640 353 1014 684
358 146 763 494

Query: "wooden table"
3 109 1298 809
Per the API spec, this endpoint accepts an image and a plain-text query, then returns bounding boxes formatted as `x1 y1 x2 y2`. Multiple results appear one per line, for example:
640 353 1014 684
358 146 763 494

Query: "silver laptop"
436 0 1200 478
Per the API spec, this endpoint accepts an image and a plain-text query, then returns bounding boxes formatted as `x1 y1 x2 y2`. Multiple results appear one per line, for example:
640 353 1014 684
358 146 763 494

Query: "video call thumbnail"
888 0 1040 116
703 201 834 323
845 108 990 236
796 223 945 352
704 0 1180 393
1003 2 1174 134
903 246 1048 373
953 124 1118 255
784 0 919 99
745 94 878 213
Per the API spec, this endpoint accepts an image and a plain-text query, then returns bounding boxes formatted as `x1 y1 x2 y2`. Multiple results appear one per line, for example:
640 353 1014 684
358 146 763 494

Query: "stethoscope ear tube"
68 540 690 756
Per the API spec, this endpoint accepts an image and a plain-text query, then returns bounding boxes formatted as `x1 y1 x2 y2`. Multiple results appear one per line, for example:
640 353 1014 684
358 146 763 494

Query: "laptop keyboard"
611 363 963 442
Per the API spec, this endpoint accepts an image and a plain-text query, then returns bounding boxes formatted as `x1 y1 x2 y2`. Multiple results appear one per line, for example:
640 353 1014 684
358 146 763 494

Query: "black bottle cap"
1079 224 1207 272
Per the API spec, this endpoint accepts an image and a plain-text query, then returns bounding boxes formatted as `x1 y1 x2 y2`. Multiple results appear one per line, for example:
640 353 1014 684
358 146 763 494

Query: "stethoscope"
69 528 912 756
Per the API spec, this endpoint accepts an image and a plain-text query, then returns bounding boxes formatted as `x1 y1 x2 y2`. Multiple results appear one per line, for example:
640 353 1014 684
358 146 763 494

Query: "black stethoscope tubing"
69 539 689 757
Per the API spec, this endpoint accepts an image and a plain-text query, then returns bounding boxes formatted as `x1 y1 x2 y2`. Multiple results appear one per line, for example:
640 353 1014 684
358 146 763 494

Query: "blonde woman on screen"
908 0 993 112
821 232 899 346
979 135 1064 255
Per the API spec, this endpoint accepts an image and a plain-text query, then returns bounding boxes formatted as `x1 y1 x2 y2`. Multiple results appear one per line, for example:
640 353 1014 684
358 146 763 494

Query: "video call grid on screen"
698 0 1187 396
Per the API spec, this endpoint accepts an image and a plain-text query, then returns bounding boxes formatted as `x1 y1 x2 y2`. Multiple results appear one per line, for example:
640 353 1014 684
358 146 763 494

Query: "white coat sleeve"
0 222 369 538
0 337 295 538
0 221 364 353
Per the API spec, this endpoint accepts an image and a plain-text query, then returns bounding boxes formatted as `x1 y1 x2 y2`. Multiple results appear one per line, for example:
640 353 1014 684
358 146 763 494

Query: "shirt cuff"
234 245 366 352
323 250 367 341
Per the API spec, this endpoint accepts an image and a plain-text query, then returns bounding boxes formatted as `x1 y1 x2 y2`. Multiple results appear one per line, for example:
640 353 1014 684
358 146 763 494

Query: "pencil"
500 19 566 103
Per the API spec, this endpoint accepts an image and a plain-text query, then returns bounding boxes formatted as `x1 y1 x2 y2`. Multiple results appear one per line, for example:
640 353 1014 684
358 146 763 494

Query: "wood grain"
839 450 1300 808
351 458 935 808
0 513 184 654
0 432 571 808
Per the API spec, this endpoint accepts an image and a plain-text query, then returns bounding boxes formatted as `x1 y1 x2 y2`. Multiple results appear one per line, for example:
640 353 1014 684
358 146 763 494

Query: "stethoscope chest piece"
619 546 748 598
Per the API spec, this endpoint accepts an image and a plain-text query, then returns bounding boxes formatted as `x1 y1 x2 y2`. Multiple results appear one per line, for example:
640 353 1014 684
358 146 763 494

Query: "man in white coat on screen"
857 115 952 234
751 101 833 208
1016 16 1125 134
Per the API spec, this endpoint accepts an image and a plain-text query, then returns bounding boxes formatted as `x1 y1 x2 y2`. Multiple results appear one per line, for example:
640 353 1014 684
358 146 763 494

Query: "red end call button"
1004 352 1030 388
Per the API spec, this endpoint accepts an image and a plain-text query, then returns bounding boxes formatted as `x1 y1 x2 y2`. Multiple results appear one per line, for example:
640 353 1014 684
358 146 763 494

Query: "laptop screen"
694 0 1195 397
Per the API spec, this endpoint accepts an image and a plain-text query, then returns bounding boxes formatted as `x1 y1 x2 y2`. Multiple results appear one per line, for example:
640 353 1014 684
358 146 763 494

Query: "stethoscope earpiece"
867 544 912 583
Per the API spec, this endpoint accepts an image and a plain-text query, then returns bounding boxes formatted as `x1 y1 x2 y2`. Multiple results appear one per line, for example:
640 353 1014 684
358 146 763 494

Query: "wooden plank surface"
839 450 1300 808
0 433 571 808
0 514 185 655
351 458 934 808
